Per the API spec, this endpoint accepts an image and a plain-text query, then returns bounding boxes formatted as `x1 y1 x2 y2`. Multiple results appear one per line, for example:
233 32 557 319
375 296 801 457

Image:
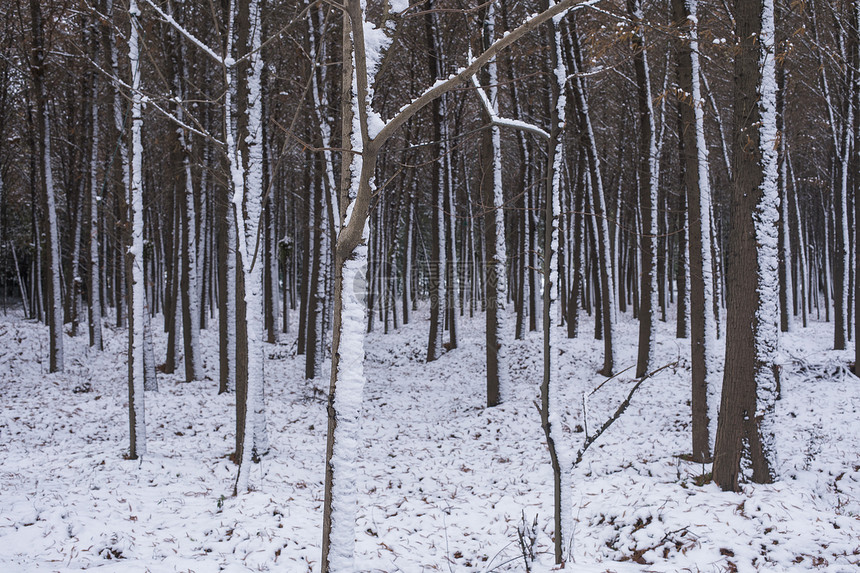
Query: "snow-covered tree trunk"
787 154 808 328
126 0 146 459
568 152 586 337
308 5 339 356
444 129 458 348
628 0 658 379
568 17 615 375
168 20 203 381
316 192 330 374
425 1 447 362
713 0 779 490
233 0 269 493
165 192 182 375
224 198 238 393
402 199 413 325
179 125 202 381
40 126 65 362
306 159 324 378
143 292 157 391
29 0 63 373
69 194 83 338
322 4 371 568
853 0 860 377
472 46 552 404
265 183 279 343
88 73 103 351
776 55 793 334
673 0 719 462
108 0 130 330
834 101 852 350
479 2 511 406
541 4 576 563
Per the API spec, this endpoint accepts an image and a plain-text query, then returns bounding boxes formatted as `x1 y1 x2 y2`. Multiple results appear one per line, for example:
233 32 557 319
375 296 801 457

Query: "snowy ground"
1 304 859 572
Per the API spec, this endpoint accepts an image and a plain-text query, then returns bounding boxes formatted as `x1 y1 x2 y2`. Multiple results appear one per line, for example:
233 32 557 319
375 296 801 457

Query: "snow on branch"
470 74 550 141
371 0 603 150
140 0 224 65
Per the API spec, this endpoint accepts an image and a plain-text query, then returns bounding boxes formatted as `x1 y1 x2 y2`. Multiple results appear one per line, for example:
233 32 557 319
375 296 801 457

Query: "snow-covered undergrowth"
1 305 858 571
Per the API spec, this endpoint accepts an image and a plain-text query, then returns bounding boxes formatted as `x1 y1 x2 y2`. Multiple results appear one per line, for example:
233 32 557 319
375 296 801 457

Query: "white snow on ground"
1 305 858 571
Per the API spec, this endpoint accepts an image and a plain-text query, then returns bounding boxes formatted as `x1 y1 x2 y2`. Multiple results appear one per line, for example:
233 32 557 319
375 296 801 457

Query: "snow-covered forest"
1 0 859 570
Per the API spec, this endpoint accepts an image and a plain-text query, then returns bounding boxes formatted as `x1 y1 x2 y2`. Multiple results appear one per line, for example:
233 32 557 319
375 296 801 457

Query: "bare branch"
573 360 679 467
336 0 604 256
141 0 224 65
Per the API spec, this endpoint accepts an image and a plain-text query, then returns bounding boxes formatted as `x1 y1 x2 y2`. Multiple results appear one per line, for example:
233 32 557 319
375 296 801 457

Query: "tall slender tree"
673 0 719 462
126 0 147 459
28 0 63 373
629 0 659 378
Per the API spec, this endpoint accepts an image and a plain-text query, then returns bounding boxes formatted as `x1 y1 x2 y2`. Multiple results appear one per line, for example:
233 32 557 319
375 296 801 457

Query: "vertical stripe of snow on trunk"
686 0 721 452
326 3 392 565
487 5 511 402
328 239 368 572
179 119 202 381
630 0 658 376
544 15 574 562
129 0 146 457
89 76 103 351
45 118 63 372
754 0 780 461
235 0 269 492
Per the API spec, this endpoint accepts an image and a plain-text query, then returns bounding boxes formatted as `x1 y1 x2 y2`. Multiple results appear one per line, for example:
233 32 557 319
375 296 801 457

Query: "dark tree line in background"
1 0 859 567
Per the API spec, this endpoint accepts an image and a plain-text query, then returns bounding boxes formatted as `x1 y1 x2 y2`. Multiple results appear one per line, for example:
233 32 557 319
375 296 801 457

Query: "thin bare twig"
574 359 678 467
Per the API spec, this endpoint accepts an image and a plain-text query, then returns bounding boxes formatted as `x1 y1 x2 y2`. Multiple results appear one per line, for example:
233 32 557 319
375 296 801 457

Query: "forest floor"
1 304 859 572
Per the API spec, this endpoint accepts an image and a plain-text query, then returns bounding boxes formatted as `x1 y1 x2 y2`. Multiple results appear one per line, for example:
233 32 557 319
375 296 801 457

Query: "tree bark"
713 0 779 491
29 0 64 373
672 0 718 462
628 0 658 378
567 18 615 375
479 3 511 406
425 0 447 362
126 0 147 459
